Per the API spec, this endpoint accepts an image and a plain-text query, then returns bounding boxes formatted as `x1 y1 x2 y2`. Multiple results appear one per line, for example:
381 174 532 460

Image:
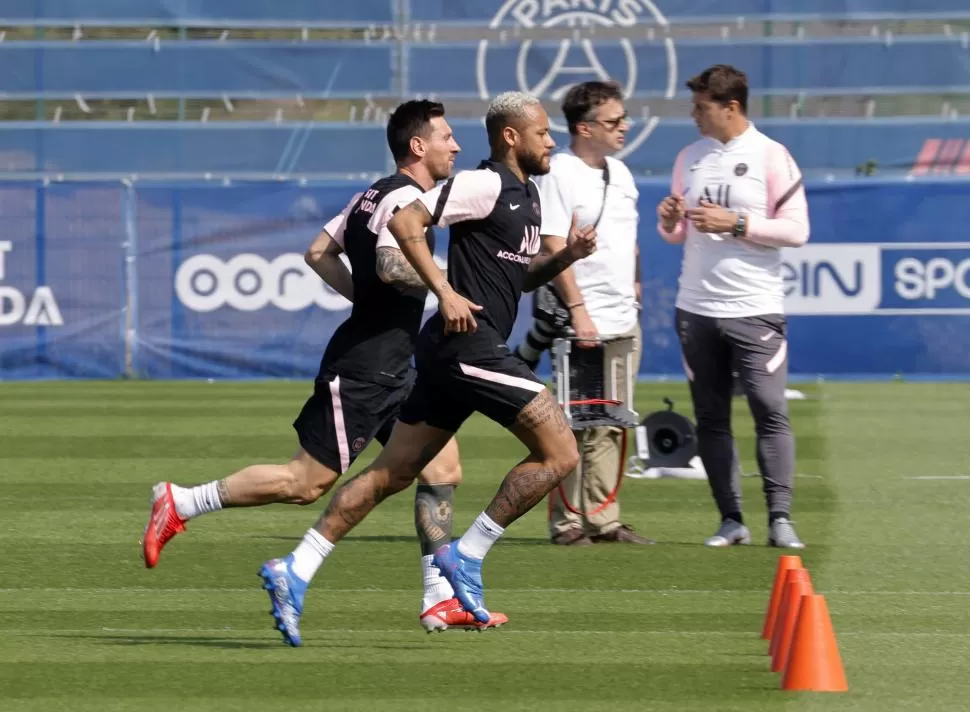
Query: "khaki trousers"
548 321 642 537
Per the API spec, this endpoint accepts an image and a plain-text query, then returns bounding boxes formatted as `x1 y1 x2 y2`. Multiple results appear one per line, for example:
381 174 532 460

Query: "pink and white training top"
659 124 811 318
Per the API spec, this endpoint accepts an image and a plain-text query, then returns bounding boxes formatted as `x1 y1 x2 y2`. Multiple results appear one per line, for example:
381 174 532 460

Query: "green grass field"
1 381 969 711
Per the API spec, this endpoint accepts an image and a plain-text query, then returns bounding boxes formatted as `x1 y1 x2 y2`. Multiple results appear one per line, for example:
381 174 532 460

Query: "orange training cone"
771 572 815 672
769 567 813 658
782 595 848 692
762 555 803 639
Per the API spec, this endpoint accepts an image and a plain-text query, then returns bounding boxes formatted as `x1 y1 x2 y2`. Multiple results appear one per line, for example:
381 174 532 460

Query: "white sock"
169 482 223 520
421 555 455 611
289 528 335 582
457 512 505 560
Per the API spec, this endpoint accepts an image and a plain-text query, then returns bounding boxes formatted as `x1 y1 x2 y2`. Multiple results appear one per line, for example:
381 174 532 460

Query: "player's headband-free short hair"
686 64 749 114
485 91 543 146
386 100 446 161
561 80 624 134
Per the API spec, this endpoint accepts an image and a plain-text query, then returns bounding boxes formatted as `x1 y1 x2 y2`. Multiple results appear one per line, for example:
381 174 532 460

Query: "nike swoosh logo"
510 203 520 210
760 332 775 341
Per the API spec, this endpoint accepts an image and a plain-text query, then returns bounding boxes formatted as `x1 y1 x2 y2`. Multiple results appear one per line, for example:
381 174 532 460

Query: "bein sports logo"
891 250 970 307
781 244 881 315
781 244 970 314
175 252 446 313
477 0 676 161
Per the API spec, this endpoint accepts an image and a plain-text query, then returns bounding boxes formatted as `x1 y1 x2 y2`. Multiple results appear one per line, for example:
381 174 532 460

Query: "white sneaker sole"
768 539 806 549
419 617 505 633
704 532 752 547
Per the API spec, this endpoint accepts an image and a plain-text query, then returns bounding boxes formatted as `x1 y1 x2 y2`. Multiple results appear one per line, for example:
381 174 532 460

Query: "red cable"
550 428 628 518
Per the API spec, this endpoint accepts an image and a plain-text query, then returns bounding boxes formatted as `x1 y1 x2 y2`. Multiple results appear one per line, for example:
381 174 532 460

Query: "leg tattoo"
216 479 234 507
487 389 576 527
514 389 570 434
319 469 392 541
485 461 561 528
318 437 443 542
414 484 455 556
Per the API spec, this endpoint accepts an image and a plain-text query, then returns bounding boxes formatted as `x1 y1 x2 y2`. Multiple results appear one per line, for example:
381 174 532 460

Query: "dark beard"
519 151 549 177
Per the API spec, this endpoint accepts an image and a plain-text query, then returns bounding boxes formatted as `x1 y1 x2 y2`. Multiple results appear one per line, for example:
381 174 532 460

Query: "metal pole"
762 0 773 119
389 0 411 174
35 183 47 362
122 182 139 378
35 1 45 124
397 0 411 99
178 26 187 120
171 187 183 364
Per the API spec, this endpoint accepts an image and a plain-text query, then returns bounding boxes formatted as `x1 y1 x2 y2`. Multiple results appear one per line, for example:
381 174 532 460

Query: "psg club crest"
352 437 366 452
734 163 748 176
476 0 678 161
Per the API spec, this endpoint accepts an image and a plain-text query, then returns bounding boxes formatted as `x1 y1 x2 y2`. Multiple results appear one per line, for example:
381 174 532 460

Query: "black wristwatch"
731 213 747 238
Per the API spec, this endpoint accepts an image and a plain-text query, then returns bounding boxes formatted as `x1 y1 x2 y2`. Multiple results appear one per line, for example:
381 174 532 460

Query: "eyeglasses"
584 112 630 131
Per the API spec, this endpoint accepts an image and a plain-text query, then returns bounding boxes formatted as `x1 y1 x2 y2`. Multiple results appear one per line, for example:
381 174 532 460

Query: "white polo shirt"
668 124 809 318
535 149 640 335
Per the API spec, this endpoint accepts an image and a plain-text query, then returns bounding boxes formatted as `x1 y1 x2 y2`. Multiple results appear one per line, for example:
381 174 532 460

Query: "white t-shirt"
668 124 809 317
536 149 640 335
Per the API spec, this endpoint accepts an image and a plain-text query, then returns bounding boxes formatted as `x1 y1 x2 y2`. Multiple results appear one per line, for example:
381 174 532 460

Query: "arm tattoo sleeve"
376 246 430 290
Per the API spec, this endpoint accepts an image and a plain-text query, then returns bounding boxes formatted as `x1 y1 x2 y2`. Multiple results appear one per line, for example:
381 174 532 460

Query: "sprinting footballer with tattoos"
141 100 508 633
258 91 598 647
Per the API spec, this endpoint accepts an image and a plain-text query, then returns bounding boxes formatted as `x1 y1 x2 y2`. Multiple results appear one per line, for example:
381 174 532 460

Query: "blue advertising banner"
1 178 969 380
133 182 362 379
0 183 127 378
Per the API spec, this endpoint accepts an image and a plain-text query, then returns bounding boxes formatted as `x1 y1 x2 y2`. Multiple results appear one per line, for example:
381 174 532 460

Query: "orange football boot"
419 597 509 632
142 482 187 568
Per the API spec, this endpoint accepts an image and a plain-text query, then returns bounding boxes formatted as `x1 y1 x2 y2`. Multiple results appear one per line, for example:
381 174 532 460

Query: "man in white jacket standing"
518 80 653 546
657 65 810 549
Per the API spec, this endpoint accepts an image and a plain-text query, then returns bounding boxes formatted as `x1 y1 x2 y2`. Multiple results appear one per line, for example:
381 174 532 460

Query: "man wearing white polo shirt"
657 64 810 549
517 80 653 546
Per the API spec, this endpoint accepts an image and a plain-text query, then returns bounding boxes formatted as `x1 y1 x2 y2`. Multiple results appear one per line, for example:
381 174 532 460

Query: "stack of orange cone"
761 555 802 640
770 568 814 671
761 555 848 692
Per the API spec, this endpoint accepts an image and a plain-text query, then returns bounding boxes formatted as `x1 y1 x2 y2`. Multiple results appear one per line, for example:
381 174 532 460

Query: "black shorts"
399 323 545 433
293 370 413 474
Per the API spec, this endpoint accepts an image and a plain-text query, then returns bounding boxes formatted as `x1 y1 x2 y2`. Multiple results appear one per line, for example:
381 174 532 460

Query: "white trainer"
704 519 752 547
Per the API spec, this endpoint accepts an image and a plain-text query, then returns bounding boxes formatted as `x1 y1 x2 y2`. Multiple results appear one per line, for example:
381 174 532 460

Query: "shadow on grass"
43 632 429 651
248 534 812 550
249 534 553 546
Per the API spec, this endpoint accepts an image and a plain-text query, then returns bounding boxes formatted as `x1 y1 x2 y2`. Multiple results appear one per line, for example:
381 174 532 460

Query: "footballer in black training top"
398 159 559 432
